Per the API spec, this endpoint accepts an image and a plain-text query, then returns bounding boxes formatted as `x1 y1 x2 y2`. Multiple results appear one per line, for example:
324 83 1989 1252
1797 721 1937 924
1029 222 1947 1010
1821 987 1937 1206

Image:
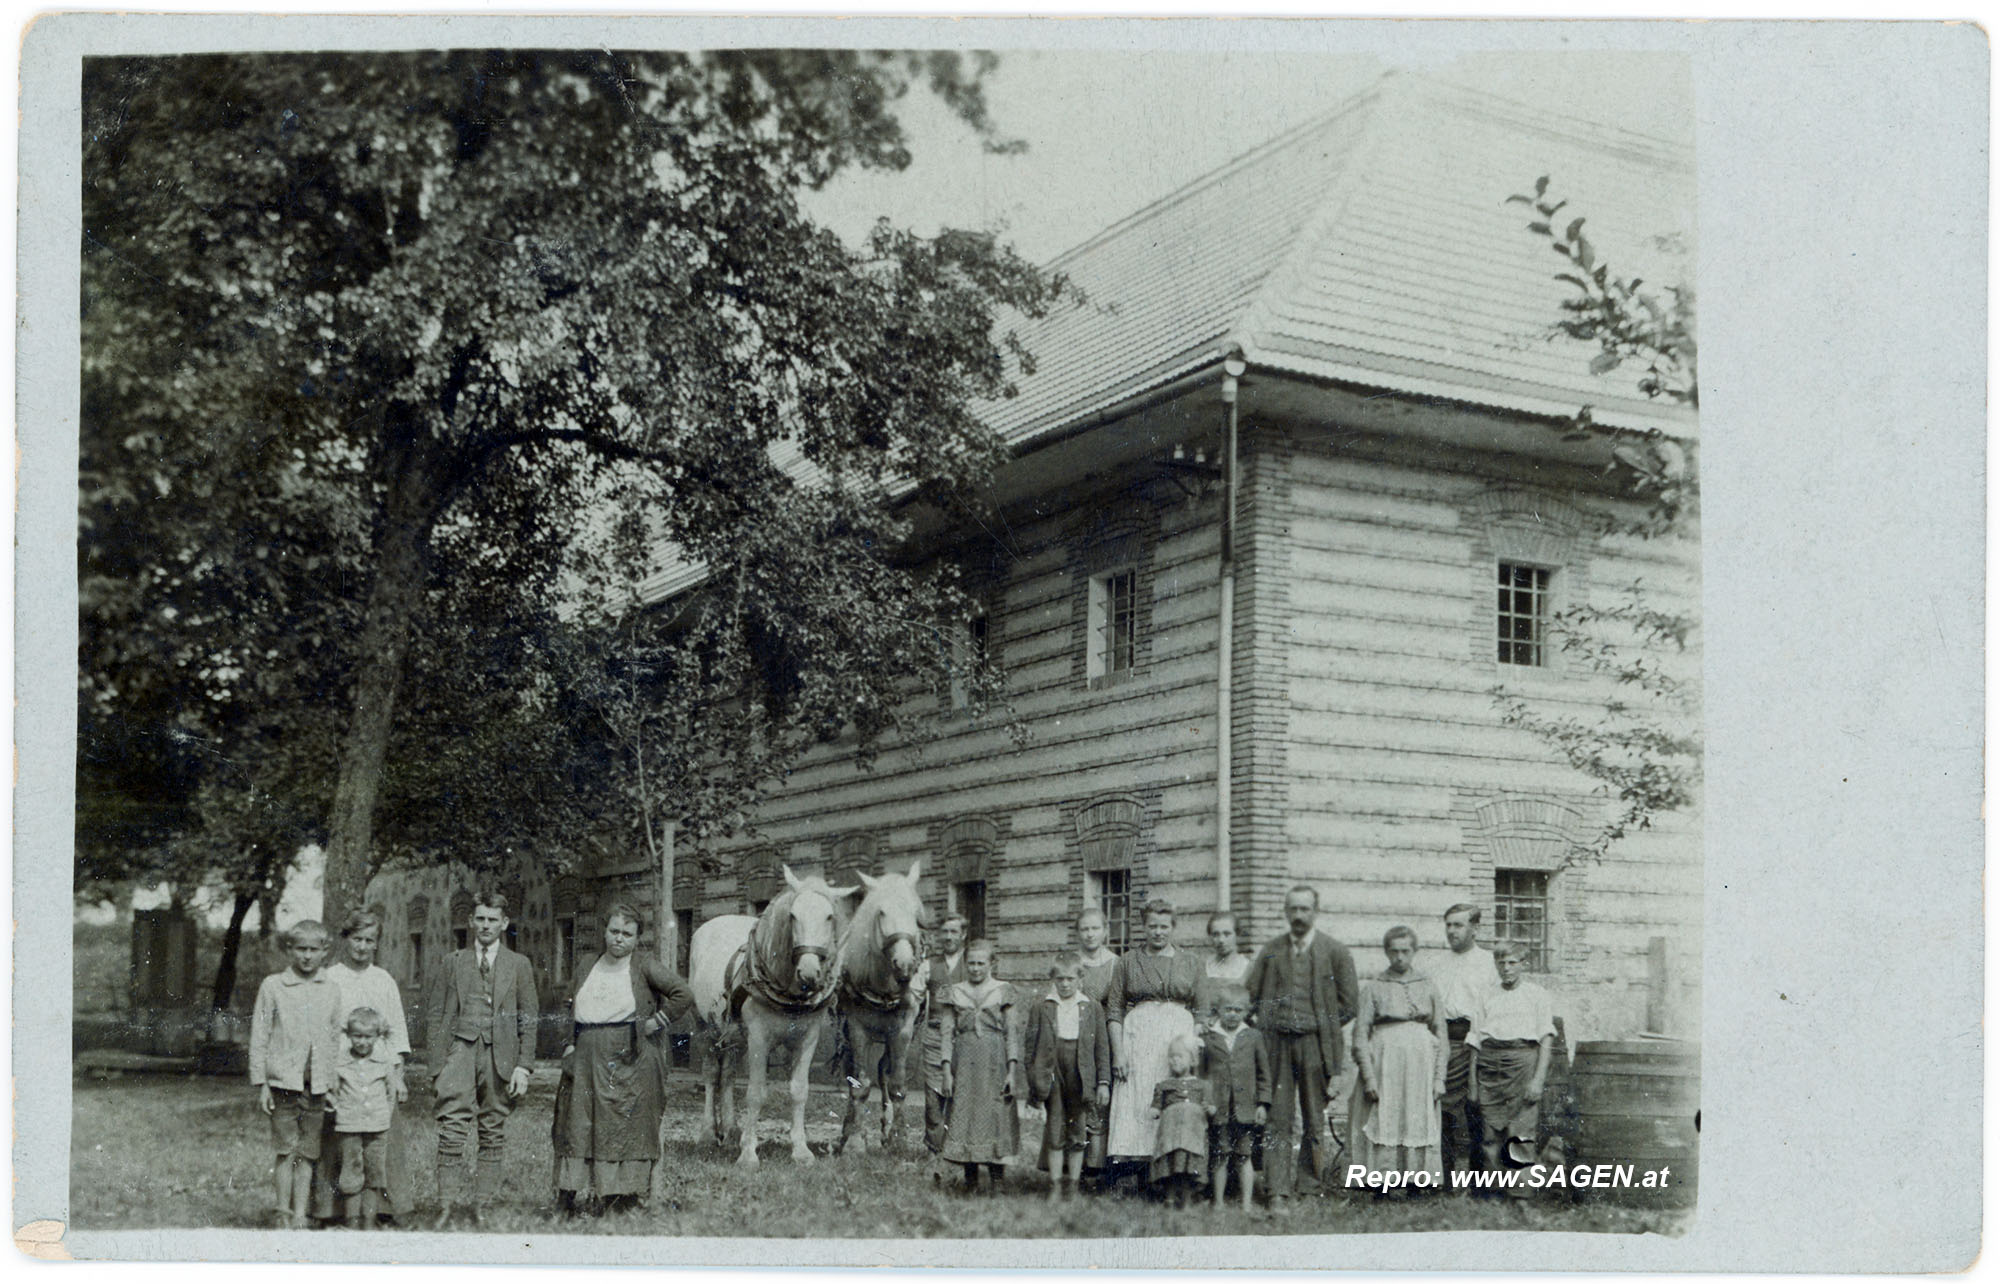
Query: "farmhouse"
366 72 1699 1045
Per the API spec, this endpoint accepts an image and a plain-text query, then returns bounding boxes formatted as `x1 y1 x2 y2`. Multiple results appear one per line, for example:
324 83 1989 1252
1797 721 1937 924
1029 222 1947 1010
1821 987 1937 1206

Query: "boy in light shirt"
249 920 342 1228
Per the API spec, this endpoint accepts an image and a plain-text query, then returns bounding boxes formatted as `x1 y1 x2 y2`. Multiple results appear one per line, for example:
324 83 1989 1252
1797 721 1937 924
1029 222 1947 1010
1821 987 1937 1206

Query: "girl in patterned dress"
939 940 1024 1194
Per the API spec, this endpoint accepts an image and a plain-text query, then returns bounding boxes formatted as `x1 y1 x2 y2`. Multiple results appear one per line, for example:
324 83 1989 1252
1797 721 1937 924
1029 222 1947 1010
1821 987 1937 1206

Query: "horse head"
853 860 923 986
782 864 860 994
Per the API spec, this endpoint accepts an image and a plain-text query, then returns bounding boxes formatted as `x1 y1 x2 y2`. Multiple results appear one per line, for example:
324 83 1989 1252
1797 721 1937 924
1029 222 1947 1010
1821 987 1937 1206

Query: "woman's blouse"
1105 947 1203 1025
573 954 639 1024
1076 951 1119 1007
1195 952 1252 1024
325 962 411 1059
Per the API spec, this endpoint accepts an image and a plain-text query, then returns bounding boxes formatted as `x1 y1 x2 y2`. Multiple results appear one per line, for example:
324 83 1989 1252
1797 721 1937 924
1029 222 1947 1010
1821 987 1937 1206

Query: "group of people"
248 883 1555 1229
916 889 1557 1217
250 891 691 1229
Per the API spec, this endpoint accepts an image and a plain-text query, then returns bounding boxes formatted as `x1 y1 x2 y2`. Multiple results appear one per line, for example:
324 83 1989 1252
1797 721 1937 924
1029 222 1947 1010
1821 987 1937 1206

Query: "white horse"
689 867 859 1167
834 862 925 1155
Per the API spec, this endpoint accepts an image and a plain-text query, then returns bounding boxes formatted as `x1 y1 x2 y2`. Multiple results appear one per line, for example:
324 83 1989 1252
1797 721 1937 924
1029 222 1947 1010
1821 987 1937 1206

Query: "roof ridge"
1387 67 1693 162
1041 76 1391 270
1226 76 1405 364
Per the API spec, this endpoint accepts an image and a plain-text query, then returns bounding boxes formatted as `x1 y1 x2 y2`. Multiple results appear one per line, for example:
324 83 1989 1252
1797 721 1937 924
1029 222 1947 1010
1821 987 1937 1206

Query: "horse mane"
837 874 924 1006
741 880 853 1012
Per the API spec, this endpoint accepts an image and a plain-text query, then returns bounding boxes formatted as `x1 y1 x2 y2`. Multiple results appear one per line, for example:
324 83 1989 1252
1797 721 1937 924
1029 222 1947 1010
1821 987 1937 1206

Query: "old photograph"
71 40 1701 1243
23 13 1982 1273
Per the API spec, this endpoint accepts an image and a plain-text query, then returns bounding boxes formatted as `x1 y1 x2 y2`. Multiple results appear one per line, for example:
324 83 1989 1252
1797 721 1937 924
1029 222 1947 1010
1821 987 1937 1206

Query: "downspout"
1217 353 1247 914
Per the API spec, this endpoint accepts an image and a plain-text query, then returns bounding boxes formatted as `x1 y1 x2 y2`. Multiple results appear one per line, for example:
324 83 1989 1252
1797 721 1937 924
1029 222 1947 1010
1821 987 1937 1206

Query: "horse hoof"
736 1152 760 1169
792 1147 815 1166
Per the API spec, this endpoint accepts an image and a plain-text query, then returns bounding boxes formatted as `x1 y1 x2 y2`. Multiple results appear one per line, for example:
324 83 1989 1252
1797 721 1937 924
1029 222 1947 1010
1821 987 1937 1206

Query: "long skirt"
1349 1021 1443 1181
1106 1002 1195 1162
942 1026 1019 1164
309 1101 412 1221
552 1023 665 1198
1476 1041 1544 1149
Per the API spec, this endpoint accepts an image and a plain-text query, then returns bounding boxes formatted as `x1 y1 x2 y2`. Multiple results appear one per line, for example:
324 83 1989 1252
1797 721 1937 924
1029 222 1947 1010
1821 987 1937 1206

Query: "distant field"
71 1072 1690 1239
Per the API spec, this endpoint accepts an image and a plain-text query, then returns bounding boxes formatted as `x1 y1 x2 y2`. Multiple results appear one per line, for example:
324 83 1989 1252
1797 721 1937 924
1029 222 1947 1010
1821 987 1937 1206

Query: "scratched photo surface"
22 13 1981 1273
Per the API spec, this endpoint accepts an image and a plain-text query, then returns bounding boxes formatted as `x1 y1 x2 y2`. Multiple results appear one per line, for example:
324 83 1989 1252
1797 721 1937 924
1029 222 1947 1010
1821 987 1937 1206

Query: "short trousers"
1210 1120 1263 1161
268 1088 327 1159
338 1131 389 1195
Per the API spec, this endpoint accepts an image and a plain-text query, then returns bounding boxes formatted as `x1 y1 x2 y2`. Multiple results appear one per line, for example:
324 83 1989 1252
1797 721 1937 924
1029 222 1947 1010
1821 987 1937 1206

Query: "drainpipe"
1217 354 1247 915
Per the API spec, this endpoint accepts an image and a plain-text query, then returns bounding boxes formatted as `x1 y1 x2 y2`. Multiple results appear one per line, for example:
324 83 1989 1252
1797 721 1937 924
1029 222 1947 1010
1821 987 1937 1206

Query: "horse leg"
737 1016 765 1168
789 1022 819 1165
883 1016 910 1151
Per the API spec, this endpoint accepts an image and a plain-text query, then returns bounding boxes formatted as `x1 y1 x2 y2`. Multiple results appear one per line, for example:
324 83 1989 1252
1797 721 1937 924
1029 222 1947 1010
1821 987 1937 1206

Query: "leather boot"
433 1155 468 1229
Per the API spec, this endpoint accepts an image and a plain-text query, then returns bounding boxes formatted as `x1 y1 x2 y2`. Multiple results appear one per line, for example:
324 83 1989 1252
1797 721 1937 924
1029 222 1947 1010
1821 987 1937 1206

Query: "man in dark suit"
424 888 538 1226
1244 884 1359 1216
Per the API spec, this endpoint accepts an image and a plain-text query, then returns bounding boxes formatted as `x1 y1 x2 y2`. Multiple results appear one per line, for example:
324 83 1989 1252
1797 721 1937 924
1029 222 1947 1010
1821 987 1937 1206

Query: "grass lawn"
72 1069 1690 1238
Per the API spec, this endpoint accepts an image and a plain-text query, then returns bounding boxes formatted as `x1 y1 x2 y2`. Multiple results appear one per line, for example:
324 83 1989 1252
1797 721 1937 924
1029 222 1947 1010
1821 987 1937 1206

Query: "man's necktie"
480 950 491 982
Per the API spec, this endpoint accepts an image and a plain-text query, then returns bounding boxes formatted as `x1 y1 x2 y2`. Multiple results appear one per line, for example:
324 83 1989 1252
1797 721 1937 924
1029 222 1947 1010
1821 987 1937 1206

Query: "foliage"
1507 176 1698 537
82 50 1064 923
1496 178 1702 869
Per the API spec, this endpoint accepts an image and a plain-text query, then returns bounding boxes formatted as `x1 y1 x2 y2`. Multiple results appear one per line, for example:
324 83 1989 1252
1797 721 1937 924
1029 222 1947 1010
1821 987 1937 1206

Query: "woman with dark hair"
1104 899 1204 1176
310 910 414 1224
551 902 695 1214
1349 925 1447 1190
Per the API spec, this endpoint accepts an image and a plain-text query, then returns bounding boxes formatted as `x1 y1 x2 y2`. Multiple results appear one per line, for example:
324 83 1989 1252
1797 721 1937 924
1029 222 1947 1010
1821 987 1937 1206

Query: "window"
1497 563 1552 667
553 915 575 985
1087 568 1139 682
949 609 991 710
1087 868 1132 954
453 927 468 951
1493 869 1552 970
408 932 424 983
951 879 987 942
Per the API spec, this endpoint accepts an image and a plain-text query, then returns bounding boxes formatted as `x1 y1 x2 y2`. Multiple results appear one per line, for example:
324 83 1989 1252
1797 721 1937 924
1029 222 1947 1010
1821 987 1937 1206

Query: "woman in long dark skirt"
551 902 696 1215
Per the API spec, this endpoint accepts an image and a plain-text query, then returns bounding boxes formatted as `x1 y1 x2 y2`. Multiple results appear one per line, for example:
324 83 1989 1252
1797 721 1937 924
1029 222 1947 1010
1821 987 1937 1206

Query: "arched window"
937 816 999 942
742 848 782 915
826 833 880 885
1075 796 1143 953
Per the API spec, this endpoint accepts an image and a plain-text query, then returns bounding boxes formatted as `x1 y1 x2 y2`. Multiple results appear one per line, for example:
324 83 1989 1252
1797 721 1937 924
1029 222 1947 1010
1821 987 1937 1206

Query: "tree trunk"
211 891 256 1011
320 413 449 929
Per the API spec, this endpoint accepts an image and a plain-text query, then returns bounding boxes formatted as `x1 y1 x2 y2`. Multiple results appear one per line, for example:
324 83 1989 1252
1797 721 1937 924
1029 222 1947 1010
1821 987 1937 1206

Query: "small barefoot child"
1149 1035 1214 1208
938 940 1023 1194
1202 984 1271 1212
332 1007 396 1229
1024 958 1111 1202
249 920 342 1228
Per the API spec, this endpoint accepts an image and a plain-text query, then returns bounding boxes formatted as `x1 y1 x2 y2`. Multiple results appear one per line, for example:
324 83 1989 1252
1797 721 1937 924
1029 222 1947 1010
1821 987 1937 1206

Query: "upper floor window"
1088 568 1138 683
949 608 991 710
1497 562 1553 667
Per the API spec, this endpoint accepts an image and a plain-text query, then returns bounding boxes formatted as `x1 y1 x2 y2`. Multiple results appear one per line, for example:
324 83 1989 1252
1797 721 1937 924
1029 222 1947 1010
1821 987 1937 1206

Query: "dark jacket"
1243 930 1360 1070
1201 1025 1273 1125
1022 992 1111 1106
424 944 539 1078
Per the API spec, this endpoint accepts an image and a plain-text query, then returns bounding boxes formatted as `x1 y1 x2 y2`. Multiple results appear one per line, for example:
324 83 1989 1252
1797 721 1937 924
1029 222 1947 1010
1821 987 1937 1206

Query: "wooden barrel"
1569 1038 1699 1206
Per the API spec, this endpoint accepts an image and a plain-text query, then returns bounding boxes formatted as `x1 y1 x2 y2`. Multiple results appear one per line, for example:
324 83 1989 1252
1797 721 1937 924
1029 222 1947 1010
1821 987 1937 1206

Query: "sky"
804 50 1694 265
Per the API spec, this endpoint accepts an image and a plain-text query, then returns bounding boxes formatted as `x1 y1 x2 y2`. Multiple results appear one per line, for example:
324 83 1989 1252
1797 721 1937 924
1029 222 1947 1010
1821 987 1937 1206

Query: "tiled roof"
983 71 1695 446
635 73 1694 604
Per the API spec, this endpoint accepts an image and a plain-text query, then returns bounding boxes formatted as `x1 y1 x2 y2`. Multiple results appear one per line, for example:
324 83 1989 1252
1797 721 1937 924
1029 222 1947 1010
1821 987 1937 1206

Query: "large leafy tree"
83 50 1062 927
